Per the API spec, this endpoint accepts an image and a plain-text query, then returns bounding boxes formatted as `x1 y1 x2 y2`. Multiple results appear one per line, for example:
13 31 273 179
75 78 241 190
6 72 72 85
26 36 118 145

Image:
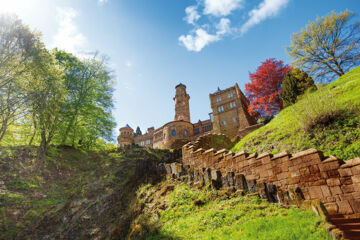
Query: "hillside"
0 145 180 239
232 66 360 160
132 181 331 240
0 146 333 240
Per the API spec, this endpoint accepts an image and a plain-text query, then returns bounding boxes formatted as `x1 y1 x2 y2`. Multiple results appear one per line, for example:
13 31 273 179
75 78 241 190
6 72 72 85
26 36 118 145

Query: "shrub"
293 91 343 132
281 68 317 107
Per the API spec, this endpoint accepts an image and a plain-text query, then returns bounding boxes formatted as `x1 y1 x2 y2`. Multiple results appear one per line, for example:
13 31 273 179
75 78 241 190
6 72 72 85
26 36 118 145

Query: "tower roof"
124 124 132 129
175 83 186 88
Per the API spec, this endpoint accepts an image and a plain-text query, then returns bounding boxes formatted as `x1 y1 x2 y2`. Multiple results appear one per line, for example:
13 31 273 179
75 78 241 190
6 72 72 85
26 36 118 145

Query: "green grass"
146 183 331 240
232 66 360 160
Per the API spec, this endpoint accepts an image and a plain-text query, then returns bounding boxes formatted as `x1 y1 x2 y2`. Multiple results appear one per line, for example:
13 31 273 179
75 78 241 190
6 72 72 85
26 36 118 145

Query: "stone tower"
174 83 190 122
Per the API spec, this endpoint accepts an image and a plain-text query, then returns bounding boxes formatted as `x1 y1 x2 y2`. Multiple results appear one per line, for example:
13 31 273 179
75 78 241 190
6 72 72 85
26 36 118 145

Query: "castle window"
220 121 226 126
184 130 188 136
230 101 236 108
216 97 222 103
172 129 176 136
194 128 200 134
145 139 151 145
140 141 145 146
218 106 224 112
228 93 233 99
233 117 238 123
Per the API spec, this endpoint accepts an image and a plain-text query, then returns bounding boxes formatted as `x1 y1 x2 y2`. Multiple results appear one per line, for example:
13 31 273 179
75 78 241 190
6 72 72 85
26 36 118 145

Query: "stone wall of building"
181 140 360 216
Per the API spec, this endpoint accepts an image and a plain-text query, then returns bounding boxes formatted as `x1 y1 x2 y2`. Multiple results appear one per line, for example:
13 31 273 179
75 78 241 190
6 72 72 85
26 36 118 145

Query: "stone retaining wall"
180 141 360 216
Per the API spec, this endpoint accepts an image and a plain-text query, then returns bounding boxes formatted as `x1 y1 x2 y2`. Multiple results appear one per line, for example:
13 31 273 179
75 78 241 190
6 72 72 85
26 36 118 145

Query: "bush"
293 91 343 132
281 68 316 107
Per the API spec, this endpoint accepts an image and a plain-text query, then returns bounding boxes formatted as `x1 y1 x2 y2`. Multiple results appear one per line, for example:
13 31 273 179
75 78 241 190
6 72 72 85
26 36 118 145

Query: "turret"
173 83 190 122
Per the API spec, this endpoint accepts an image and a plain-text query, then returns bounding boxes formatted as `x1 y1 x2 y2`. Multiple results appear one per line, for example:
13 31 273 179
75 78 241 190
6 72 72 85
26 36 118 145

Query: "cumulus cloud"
179 0 289 52
179 28 220 52
52 7 87 55
179 18 231 52
184 5 200 25
216 18 231 35
240 0 289 34
203 0 244 17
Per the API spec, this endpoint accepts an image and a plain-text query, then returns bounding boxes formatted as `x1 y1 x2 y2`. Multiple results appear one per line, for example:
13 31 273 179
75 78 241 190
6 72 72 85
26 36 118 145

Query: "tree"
0 14 39 142
245 58 291 117
25 46 66 154
281 68 317 107
287 10 360 82
134 126 142 137
53 50 115 149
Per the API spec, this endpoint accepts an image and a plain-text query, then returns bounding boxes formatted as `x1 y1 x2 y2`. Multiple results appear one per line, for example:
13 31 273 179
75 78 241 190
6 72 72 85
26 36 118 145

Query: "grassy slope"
136 182 331 240
232 66 360 160
0 145 174 239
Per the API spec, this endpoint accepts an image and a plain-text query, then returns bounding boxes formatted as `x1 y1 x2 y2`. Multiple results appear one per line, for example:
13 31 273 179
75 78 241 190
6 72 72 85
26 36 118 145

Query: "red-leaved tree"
245 58 291 117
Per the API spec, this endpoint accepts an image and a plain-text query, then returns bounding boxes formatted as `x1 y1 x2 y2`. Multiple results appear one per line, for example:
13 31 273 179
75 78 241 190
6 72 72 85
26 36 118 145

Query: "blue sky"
1 0 359 139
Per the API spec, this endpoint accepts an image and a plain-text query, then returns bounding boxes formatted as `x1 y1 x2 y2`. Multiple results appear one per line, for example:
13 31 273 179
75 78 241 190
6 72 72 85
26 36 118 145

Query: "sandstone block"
341 185 355 193
327 170 340 178
309 186 323 199
352 165 360 175
320 185 331 198
326 178 341 187
352 175 360 183
330 186 343 195
338 168 352 177
349 200 360 213
340 177 353 185
337 200 354 215
309 165 320 174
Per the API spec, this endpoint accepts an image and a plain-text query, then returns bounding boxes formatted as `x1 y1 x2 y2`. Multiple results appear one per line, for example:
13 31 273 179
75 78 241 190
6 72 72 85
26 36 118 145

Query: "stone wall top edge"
204 148 216 154
256 152 272 160
340 157 360 168
215 149 228 156
246 153 257 159
271 151 290 160
193 148 204 153
234 151 248 158
290 148 322 160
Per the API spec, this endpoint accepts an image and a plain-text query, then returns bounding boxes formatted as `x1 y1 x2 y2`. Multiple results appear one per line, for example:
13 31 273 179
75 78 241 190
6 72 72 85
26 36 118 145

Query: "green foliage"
287 10 360 81
232 66 360 160
53 50 116 149
0 14 116 152
281 68 316 107
147 183 331 240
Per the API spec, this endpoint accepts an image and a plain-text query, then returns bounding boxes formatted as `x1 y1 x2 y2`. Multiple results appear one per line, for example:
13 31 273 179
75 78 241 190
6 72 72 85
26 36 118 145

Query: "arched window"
172 129 176 136
184 130 188 136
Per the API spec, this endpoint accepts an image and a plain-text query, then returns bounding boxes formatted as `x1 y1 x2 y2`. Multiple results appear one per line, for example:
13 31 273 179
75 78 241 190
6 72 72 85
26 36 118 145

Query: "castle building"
118 83 257 149
117 124 134 147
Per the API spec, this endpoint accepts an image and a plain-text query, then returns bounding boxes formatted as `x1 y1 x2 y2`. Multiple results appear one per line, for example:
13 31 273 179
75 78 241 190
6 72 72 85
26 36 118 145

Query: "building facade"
117 83 256 148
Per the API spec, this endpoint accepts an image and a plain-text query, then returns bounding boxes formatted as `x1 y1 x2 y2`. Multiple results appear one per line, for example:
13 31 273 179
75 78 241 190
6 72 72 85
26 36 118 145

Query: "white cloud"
179 28 220 52
52 7 87 55
240 0 289 34
216 18 231 35
179 18 231 52
203 0 244 17
184 5 200 25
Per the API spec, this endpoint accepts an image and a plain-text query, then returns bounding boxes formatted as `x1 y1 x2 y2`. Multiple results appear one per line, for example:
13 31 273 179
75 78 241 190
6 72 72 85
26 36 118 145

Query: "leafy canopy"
245 58 291 117
287 10 360 82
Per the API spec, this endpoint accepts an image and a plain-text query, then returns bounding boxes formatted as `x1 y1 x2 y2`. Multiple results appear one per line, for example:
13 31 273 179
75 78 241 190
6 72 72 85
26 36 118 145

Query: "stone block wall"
181 142 360 216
